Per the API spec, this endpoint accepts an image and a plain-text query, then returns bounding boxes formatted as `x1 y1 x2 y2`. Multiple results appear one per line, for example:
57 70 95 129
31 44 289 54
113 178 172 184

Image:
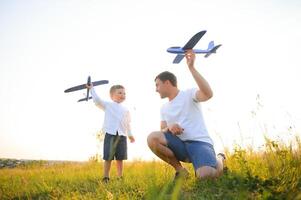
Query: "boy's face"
110 88 126 103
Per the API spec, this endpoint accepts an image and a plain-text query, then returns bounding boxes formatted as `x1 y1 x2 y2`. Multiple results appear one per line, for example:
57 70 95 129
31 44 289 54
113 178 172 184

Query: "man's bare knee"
147 132 160 148
196 171 212 180
196 167 216 180
147 131 167 151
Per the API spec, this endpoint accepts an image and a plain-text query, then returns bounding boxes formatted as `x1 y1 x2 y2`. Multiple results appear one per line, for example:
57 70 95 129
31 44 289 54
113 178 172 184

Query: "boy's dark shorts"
164 131 217 170
103 133 127 161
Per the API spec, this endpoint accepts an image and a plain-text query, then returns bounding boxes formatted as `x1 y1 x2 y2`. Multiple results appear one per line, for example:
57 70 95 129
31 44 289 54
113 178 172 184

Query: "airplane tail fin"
87 76 91 86
207 41 214 51
204 44 222 58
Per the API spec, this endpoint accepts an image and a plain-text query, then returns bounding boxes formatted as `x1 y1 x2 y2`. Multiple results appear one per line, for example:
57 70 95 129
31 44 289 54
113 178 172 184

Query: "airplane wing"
64 84 86 93
204 44 222 58
182 30 206 50
92 80 109 86
78 96 93 102
64 80 109 93
173 54 185 64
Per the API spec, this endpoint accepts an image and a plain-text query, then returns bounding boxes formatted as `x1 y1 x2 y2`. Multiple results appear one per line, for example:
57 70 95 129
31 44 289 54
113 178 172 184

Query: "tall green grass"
1 136 301 199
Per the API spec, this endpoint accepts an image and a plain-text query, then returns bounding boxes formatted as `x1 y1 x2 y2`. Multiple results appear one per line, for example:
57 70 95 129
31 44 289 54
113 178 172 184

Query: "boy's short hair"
155 71 177 87
110 85 124 94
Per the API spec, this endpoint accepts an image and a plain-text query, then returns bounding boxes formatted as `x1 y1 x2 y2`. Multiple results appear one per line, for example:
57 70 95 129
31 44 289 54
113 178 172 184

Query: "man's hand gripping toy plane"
167 30 222 64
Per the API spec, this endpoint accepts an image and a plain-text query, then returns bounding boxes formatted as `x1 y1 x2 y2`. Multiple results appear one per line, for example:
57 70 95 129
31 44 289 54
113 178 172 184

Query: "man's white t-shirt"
90 88 132 137
160 88 213 145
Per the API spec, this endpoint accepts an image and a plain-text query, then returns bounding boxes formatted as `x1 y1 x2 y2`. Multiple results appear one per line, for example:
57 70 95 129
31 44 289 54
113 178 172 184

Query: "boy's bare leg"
147 131 184 171
103 160 112 178
116 160 123 177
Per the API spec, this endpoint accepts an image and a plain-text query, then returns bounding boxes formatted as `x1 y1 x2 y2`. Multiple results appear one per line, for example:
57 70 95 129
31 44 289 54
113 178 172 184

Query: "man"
147 50 224 180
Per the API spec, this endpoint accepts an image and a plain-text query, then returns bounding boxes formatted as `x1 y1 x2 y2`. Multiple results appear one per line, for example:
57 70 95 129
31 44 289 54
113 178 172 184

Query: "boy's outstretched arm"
86 84 106 110
185 50 213 102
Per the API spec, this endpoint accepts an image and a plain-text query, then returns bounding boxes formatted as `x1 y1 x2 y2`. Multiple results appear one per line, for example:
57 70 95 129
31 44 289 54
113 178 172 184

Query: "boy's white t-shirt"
90 88 132 137
160 88 213 145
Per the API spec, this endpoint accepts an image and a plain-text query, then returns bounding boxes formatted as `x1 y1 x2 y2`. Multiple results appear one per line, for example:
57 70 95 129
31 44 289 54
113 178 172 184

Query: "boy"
87 84 135 183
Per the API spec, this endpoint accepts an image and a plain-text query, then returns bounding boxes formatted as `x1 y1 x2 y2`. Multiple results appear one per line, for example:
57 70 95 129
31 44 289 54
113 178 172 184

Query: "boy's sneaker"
102 177 110 183
174 168 189 181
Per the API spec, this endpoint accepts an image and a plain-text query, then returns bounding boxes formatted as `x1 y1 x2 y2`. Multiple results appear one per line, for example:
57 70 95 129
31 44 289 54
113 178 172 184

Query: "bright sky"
1 0 301 161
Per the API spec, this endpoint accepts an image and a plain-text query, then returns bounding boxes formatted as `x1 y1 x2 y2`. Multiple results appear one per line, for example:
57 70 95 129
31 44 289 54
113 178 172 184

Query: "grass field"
1 137 301 200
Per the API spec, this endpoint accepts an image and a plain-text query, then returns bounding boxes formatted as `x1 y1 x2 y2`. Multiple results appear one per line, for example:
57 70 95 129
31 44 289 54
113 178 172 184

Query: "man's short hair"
110 85 124 94
155 71 177 87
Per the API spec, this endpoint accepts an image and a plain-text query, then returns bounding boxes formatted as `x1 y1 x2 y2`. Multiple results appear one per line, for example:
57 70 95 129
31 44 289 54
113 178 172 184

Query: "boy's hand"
85 83 93 89
129 136 135 143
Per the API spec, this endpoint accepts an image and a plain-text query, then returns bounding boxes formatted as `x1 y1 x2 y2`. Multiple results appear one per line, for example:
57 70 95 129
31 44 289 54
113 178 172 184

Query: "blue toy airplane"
64 76 109 102
167 30 222 64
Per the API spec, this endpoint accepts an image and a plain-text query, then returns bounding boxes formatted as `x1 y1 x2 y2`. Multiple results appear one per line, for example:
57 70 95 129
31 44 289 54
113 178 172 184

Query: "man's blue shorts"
164 131 217 170
103 133 127 161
